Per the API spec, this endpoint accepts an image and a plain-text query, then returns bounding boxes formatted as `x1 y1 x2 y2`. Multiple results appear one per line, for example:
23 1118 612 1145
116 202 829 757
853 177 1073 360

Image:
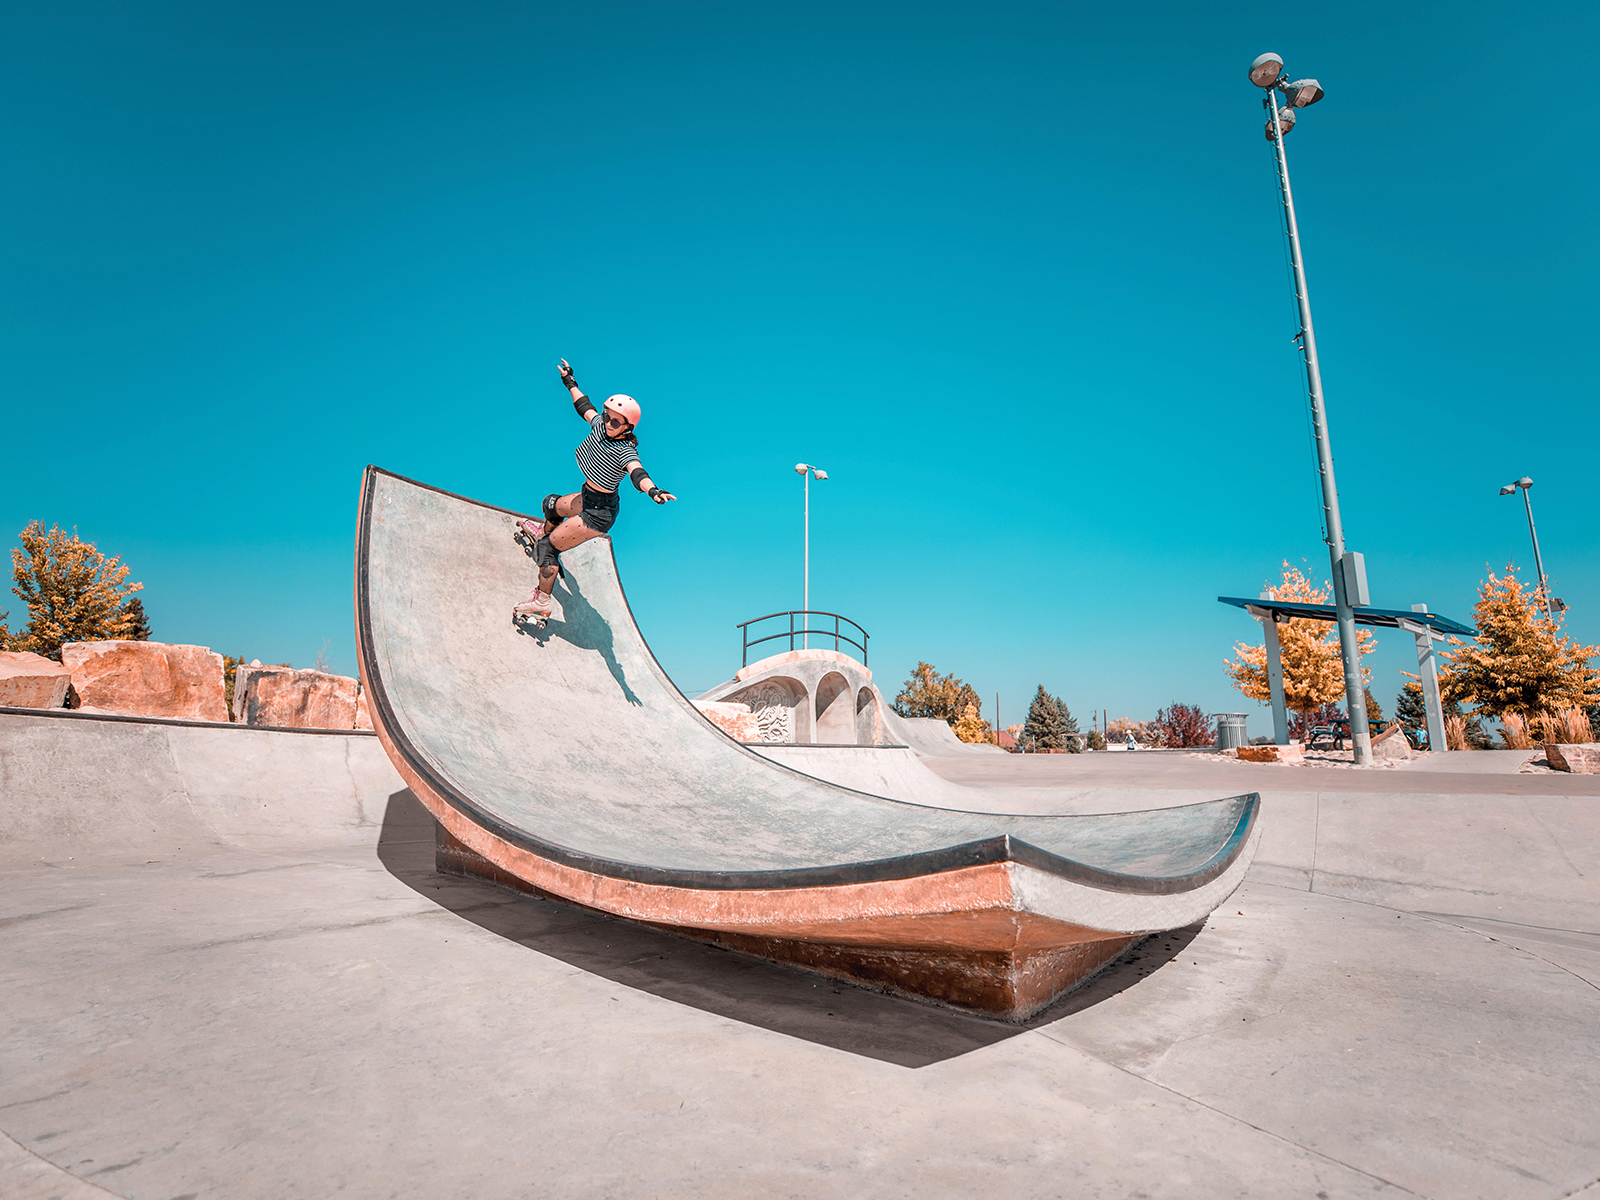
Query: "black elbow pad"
573 394 596 419
629 465 648 491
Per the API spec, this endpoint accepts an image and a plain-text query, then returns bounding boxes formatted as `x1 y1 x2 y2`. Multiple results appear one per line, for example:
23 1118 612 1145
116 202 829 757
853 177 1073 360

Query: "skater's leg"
532 516 602 596
523 491 583 541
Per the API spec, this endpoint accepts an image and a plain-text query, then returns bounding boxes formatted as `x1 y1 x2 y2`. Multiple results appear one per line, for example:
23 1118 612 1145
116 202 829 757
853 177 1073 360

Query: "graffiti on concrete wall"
739 681 794 742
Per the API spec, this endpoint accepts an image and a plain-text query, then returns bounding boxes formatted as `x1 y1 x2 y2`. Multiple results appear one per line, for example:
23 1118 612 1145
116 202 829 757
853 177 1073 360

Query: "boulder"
695 701 759 741
234 666 360 729
1236 742 1304 764
0 650 74 709
1370 723 1413 762
1545 743 1600 774
61 640 227 722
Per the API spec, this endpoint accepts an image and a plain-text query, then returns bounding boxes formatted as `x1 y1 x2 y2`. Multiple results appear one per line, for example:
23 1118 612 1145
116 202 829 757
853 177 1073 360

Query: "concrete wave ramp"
356 467 1261 1018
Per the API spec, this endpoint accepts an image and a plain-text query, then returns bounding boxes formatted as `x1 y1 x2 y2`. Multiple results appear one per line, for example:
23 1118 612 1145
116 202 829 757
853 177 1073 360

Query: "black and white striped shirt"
575 411 641 491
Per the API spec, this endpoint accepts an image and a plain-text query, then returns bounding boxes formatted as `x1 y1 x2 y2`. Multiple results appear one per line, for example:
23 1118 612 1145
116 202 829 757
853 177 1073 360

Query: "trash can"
1215 713 1249 750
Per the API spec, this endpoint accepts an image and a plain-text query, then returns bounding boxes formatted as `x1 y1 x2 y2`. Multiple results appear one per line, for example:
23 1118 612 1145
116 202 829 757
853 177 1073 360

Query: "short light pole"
1249 52 1371 766
1499 477 1554 621
794 463 828 648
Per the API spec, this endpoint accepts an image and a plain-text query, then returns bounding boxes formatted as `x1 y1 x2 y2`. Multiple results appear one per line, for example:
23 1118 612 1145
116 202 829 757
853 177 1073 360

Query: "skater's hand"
652 491 677 505
559 358 577 386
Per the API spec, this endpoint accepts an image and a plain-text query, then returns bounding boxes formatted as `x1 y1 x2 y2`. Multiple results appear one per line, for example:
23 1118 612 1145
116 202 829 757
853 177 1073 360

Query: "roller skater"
513 358 676 622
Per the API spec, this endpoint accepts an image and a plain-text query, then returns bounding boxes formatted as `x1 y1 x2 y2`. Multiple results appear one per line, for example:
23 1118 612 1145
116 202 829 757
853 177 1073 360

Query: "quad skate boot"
512 589 553 628
513 517 546 551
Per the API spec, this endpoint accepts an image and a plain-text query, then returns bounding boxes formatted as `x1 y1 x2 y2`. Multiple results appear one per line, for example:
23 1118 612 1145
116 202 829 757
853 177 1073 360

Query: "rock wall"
694 701 759 741
234 665 361 730
0 651 73 709
61 640 228 722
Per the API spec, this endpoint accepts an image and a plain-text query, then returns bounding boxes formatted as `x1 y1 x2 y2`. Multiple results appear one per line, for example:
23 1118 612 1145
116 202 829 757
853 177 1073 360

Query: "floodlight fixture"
1265 104 1296 139
1249 53 1284 88
1499 475 1553 621
794 462 829 637
1285 78 1324 107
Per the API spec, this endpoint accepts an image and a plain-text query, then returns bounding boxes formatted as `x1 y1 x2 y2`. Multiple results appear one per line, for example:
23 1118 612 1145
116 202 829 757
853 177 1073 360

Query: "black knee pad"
533 535 560 571
542 493 562 523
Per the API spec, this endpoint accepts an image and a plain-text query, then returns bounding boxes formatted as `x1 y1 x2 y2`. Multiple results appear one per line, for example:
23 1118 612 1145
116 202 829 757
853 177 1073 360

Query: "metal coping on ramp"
0 705 378 737
354 466 1258 896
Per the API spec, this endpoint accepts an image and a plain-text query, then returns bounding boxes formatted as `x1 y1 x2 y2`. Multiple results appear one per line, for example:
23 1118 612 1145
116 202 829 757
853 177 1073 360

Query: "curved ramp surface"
356 468 1260 1016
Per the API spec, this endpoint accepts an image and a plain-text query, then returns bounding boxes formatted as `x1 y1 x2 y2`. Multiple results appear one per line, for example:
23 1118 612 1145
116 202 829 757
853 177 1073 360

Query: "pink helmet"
603 394 641 429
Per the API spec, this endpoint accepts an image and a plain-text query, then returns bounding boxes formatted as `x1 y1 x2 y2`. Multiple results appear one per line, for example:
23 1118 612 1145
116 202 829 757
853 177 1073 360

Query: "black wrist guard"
648 485 663 501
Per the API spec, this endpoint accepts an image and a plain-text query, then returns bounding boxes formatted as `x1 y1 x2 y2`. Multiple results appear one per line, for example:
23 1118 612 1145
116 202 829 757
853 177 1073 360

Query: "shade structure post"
1260 590 1289 744
1410 604 1449 753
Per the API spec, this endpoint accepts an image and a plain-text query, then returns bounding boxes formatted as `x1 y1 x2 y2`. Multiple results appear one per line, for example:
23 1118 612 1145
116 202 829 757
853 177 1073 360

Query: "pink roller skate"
512 589 553 628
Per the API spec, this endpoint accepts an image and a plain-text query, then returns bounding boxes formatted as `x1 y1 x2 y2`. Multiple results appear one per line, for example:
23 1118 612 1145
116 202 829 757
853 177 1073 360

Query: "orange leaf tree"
1439 566 1599 719
1224 561 1374 723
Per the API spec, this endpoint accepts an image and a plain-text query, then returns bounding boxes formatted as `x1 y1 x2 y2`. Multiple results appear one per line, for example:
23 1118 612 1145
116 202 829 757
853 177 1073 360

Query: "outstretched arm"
627 461 676 505
559 359 597 420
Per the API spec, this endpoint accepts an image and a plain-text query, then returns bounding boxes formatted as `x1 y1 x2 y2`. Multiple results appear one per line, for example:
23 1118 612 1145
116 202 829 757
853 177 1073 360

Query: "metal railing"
736 611 869 668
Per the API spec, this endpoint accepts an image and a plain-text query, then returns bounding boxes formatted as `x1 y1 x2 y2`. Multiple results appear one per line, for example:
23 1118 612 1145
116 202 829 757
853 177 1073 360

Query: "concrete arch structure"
699 649 889 746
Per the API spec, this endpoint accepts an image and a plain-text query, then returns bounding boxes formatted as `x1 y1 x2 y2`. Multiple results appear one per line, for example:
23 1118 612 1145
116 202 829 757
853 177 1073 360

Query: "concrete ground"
3 716 1599 1199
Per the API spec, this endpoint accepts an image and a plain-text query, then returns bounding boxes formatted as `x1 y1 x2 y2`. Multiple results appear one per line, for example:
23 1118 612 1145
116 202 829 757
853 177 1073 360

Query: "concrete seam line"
1341 901 1600 998
1310 790 1321 893
1031 1031 1428 1197
1556 1175 1600 1199
1520 795 1588 882
0 1126 124 1197
164 724 206 846
1247 882 1600 995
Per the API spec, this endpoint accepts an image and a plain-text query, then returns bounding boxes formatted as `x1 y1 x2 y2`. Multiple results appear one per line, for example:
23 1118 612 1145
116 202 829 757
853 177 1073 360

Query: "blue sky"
5 1 1597 732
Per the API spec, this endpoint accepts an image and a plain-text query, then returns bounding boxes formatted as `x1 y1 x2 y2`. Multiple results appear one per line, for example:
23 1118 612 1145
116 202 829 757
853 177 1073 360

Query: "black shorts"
580 484 620 533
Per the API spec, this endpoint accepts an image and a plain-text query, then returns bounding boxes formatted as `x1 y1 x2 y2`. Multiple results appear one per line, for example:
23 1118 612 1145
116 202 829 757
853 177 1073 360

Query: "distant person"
514 359 676 620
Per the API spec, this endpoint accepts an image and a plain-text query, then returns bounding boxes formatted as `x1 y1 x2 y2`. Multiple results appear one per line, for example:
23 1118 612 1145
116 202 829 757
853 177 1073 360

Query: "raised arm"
626 460 676 505
559 359 597 420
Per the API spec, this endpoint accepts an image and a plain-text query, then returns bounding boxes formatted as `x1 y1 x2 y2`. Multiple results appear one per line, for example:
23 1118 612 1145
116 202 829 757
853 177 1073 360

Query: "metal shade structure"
1217 597 1473 638
1219 595 1475 754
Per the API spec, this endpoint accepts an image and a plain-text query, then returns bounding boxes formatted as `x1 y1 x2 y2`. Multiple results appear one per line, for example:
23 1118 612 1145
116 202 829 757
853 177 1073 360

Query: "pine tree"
1052 694 1082 752
120 596 152 641
1023 686 1066 750
1395 681 1427 735
8 523 143 661
1364 689 1384 728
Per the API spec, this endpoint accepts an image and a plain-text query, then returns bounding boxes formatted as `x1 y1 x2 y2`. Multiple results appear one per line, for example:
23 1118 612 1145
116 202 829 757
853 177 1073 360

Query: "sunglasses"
604 414 628 428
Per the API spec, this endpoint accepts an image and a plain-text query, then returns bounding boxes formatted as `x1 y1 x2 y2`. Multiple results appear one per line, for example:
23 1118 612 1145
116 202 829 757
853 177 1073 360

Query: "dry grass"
1498 712 1534 750
1535 706 1596 745
1445 715 1468 751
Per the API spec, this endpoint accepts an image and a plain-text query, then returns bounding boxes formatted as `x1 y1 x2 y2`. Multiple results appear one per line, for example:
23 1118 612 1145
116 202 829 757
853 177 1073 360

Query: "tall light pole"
794 463 828 647
1249 52 1371 766
1499 477 1554 621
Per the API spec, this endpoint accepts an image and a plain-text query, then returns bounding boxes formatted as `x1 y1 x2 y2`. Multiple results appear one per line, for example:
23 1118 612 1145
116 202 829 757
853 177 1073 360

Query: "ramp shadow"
510 535 639 705
377 791 1199 1066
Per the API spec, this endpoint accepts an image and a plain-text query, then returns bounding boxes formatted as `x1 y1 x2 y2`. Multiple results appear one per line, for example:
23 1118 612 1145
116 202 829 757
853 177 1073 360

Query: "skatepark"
3 471 1599 1200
